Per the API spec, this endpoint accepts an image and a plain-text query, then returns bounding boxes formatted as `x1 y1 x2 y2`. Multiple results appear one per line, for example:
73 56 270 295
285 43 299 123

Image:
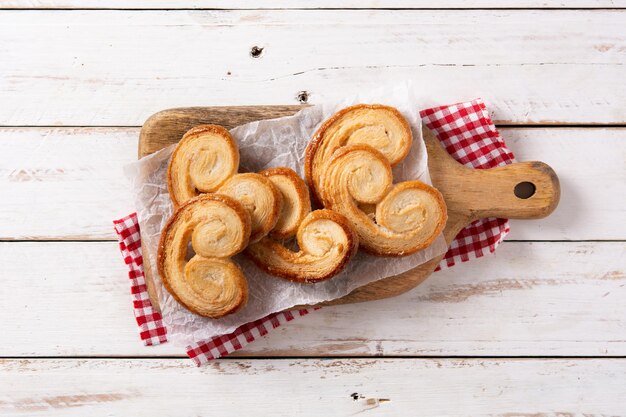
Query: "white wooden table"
1 2 625 416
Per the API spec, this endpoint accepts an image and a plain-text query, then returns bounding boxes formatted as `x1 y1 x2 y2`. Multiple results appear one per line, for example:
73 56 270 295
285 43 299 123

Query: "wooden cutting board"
139 106 560 309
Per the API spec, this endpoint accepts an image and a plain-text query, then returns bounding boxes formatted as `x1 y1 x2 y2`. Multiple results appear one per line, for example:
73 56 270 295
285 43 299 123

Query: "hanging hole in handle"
514 181 536 199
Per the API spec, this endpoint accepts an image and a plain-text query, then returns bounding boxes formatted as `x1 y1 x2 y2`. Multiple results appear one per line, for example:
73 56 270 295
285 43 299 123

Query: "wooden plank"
1 358 625 416
1 10 625 125
1 127 623 241
506 127 626 240
3 0 625 9
1 241 623 357
0 128 136 240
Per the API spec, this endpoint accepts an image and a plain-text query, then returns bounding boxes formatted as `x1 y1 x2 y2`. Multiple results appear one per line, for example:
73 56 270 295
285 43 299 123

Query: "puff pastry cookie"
168 125 240 208
246 209 358 283
157 194 251 318
247 168 356 283
260 167 312 240
305 104 412 203
305 105 447 256
217 173 283 244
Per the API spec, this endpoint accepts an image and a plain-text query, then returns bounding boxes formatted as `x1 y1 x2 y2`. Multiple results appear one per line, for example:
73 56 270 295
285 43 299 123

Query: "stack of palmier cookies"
158 105 447 318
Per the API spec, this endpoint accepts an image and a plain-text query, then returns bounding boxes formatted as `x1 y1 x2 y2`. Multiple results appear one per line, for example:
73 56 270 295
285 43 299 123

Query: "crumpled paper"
125 83 447 347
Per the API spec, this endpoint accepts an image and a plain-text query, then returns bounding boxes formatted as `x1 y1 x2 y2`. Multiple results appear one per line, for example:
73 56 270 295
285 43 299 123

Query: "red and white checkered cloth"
113 216 167 346
421 100 515 270
113 98 515 366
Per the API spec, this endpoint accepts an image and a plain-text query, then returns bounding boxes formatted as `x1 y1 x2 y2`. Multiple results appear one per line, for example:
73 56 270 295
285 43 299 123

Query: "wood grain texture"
4 0 626 9
139 106 303 157
1 127 623 241
1 358 626 416
139 106 560 306
2 241 623 357
1 10 625 125
0 128 136 240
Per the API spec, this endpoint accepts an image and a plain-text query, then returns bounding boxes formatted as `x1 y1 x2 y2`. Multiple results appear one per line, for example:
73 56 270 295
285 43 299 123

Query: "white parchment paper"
125 83 447 347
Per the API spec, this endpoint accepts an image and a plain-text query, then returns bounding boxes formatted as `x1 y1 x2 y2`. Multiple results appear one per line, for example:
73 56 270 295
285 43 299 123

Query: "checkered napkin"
113 98 515 366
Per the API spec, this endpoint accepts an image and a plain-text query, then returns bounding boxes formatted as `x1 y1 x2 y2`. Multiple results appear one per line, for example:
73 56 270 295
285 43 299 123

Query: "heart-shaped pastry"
306 105 447 256
167 124 240 207
247 209 358 284
157 194 251 318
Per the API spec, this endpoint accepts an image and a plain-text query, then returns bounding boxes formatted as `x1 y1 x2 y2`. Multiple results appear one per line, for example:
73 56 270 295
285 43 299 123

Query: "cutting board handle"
425 129 561 222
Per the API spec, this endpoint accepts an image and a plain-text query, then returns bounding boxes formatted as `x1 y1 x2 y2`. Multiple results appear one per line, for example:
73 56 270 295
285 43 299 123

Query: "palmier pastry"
260 167 311 240
157 194 251 318
305 104 412 203
321 144 446 256
168 125 240 207
246 209 358 283
217 173 283 244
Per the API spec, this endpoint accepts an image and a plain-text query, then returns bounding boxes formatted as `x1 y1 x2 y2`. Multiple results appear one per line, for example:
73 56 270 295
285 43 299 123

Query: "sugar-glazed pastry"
305 104 446 256
157 194 251 318
217 173 283 244
246 209 358 283
259 167 312 240
305 104 412 203
320 144 447 256
167 125 239 207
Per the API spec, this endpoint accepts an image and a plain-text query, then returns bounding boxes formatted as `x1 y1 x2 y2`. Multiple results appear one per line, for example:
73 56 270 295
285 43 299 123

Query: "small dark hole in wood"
296 91 309 104
350 393 360 401
514 181 536 199
250 46 264 58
